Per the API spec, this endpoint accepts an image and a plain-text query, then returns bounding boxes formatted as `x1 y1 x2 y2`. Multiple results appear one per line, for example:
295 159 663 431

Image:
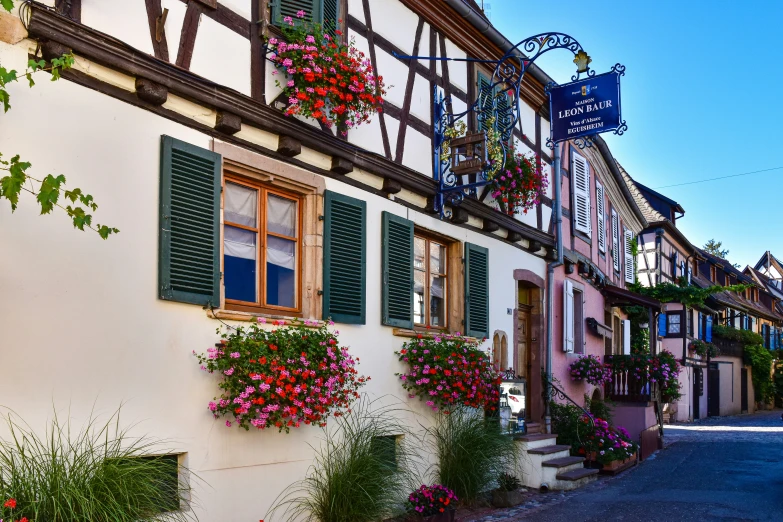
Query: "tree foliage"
703 238 729 259
0 1 118 238
628 280 750 309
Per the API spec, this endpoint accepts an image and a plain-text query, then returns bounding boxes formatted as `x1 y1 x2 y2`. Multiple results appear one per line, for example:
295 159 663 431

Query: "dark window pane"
224 225 257 302
430 275 446 327
267 236 296 308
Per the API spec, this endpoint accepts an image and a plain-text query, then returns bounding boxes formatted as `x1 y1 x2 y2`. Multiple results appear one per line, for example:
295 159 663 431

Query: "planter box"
588 452 637 473
491 488 525 508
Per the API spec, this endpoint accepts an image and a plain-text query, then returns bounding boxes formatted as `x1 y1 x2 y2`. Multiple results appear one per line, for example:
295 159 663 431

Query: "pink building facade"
548 139 661 455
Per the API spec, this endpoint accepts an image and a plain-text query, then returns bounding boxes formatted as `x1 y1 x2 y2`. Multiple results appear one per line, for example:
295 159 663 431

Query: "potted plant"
267 10 387 134
568 354 612 386
406 484 458 522
491 472 525 508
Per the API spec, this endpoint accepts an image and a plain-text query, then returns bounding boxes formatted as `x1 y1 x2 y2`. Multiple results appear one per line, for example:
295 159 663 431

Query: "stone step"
516 433 558 443
556 468 600 481
525 422 543 434
528 444 572 455
542 456 585 468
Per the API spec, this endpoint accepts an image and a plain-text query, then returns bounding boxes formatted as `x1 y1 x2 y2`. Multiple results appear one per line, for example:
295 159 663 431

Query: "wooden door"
708 366 720 417
517 305 532 415
741 368 748 413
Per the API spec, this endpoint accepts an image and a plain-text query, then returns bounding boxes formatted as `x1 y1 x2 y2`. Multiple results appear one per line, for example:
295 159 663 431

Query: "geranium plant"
568 354 612 386
579 416 637 464
195 320 368 432
491 151 548 215
268 10 387 133
395 334 501 413
690 339 719 358
605 350 681 403
407 484 458 517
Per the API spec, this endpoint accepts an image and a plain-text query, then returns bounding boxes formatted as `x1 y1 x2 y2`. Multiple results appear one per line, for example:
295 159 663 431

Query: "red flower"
4 498 16 509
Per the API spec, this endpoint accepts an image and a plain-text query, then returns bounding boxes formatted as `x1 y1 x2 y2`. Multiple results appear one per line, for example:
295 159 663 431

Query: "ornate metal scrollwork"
431 33 593 219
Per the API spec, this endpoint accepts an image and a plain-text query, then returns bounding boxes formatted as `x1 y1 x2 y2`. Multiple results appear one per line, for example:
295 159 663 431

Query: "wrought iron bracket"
399 33 595 219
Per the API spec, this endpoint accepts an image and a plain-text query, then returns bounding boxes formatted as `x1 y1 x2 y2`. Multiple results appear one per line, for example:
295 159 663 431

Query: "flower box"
421 511 455 522
589 451 637 473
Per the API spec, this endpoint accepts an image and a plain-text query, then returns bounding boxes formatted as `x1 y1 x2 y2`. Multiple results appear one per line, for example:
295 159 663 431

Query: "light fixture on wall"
639 323 649 330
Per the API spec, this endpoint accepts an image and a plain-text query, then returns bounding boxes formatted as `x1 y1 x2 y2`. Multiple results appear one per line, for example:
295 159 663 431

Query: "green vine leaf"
0 155 31 210
36 173 66 214
97 225 120 240
1 0 14 13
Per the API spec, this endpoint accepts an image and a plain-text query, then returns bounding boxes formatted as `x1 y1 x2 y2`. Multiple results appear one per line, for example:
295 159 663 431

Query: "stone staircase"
514 433 598 491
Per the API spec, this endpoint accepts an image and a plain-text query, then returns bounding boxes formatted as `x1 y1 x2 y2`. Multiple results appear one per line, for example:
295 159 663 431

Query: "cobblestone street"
467 410 783 522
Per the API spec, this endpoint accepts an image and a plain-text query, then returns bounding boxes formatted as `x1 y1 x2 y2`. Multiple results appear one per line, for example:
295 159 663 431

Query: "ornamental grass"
427 407 518 506
0 408 195 522
268 396 421 522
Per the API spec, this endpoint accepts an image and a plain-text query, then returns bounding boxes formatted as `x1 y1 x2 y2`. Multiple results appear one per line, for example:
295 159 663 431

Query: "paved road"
483 410 783 521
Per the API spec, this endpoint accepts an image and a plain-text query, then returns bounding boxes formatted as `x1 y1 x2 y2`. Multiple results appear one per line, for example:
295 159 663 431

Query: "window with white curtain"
223 178 300 312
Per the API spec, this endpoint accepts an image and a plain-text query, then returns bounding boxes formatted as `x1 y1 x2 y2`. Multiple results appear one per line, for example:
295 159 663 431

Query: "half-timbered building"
0 0 597 517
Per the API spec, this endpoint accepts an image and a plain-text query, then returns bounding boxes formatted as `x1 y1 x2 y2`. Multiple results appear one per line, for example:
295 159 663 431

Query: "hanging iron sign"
548 66 626 144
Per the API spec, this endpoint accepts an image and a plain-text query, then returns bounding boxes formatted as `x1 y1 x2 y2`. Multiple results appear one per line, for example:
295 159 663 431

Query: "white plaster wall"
443 37 467 92
191 16 251 96
519 101 536 142
367 0 420 55
220 0 251 20
81 0 153 56
409 73 431 124
0 36 547 521
348 0 365 22
400 126 433 175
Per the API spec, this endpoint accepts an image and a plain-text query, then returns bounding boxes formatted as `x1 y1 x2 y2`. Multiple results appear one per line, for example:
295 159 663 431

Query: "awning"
602 284 662 311
587 317 613 338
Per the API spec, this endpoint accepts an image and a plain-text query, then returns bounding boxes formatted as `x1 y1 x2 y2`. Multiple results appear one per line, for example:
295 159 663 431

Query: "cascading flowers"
395 333 501 413
568 354 612 386
195 320 368 433
604 350 681 403
268 10 387 133
491 152 548 215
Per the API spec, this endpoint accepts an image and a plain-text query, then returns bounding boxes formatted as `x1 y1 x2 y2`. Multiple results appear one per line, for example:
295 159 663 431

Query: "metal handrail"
542 374 595 431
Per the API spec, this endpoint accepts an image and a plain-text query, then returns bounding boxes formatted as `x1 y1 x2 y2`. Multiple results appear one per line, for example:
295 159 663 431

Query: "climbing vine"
0 1 118 239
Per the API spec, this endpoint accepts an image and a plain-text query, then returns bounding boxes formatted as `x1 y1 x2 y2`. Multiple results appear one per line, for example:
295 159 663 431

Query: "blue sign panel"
548 71 623 143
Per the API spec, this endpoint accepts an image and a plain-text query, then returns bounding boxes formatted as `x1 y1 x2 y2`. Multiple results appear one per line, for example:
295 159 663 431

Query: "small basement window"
371 435 399 470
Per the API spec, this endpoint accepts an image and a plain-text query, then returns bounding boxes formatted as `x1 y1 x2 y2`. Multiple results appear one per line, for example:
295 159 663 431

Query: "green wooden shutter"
321 0 339 34
381 211 413 328
159 136 221 307
323 190 366 324
271 0 318 26
477 72 493 132
464 242 489 339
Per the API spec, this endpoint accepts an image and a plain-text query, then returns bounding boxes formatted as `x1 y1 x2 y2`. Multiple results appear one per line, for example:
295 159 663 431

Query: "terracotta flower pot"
491 488 525 508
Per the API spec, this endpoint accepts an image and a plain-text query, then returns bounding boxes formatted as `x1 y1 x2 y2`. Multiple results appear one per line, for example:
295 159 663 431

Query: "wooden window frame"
666 311 683 338
223 173 304 316
413 231 450 330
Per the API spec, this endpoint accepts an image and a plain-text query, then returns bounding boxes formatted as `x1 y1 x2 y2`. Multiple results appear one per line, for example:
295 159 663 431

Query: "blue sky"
488 0 781 269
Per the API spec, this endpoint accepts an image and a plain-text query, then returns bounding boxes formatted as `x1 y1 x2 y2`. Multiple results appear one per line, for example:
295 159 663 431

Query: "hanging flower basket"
491 152 548 216
689 339 720 358
195 320 368 432
395 334 501 413
568 354 611 385
267 10 387 133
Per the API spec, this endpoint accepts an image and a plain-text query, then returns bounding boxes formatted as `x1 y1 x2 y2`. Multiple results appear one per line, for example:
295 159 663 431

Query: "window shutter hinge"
318 215 325 221
317 290 324 296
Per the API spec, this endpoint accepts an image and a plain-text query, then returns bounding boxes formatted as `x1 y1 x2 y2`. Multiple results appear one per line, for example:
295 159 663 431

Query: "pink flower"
225 421 232 427
296 9 306 18
283 16 293 23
